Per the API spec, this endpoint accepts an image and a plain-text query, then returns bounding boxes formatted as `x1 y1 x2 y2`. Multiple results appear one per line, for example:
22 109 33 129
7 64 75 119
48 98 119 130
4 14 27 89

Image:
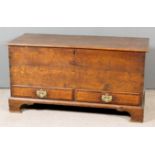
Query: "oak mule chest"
8 34 149 122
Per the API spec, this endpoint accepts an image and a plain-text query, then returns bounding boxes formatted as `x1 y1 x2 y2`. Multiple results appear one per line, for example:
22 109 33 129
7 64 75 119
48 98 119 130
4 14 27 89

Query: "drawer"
75 90 142 106
11 87 73 101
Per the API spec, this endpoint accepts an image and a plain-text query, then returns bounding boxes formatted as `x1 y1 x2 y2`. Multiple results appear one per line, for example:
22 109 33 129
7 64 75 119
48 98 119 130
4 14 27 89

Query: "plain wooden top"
8 33 149 52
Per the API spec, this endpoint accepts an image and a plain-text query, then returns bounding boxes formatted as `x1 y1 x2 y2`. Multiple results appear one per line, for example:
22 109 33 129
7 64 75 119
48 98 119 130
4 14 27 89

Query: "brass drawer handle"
36 89 47 99
101 93 112 103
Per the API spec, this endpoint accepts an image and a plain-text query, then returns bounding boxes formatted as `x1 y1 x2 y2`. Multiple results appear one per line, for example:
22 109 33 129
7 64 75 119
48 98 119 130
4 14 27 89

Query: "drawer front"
75 49 145 93
12 87 73 101
75 90 142 106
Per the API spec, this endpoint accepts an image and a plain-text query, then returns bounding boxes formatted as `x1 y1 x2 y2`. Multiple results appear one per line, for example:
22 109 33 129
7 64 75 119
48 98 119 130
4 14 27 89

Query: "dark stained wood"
8 34 148 122
8 33 149 52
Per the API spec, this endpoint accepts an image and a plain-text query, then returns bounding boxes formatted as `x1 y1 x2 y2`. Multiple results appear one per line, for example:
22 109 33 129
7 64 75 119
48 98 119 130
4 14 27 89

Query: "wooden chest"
8 34 149 122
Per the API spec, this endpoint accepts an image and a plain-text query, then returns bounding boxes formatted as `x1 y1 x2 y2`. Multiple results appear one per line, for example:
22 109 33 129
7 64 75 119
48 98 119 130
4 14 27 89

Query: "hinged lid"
8 33 149 52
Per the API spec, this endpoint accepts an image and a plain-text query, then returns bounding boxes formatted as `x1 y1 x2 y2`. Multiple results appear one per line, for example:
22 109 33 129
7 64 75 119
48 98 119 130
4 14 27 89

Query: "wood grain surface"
75 89 142 106
8 33 149 52
12 86 73 101
8 34 148 122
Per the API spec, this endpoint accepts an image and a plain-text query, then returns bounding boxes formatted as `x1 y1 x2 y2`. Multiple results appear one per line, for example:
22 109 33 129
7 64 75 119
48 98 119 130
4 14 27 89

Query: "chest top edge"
8 33 149 53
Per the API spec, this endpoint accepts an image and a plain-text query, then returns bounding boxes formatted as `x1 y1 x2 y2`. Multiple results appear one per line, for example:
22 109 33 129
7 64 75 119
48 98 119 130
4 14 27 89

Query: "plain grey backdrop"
0 27 154 88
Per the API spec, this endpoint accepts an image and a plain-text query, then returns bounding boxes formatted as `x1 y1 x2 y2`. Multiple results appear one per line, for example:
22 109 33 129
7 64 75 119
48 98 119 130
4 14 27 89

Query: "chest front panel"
9 45 146 106
10 46 75 88
75 49 145 93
